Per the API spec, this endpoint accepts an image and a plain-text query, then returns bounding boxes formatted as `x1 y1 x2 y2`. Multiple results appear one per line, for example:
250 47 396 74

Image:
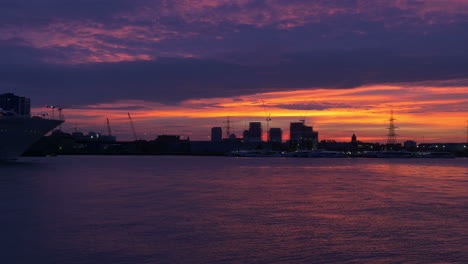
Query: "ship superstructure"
0 116 63 160
0 93 63 161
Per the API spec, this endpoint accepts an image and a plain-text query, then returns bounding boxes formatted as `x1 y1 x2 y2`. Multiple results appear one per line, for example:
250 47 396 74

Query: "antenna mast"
45 105 64 129
57 107 64 130
57 108 64 121
261 99 271 142
127 113 138 141
386 110 398 145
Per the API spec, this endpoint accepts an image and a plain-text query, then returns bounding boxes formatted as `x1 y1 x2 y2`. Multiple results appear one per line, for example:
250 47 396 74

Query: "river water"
1 156 467 263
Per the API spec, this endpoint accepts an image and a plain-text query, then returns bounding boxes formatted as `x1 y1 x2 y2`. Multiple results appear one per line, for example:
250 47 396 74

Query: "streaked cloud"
2 0 467 142
34 83 467 142
1 0 468 63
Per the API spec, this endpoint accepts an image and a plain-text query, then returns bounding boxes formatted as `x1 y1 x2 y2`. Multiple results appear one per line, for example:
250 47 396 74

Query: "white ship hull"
0 116 63 161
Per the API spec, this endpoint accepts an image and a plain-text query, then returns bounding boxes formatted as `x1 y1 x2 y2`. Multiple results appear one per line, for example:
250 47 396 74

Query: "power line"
224 116 231 139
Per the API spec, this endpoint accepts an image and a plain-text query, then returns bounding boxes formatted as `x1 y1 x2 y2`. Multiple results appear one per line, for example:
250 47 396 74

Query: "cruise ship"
0 114 63 161
0 93 63 161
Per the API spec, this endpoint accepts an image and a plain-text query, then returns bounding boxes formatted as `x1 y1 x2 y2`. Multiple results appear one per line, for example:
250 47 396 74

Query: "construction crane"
106 118 112 136
127 112 138 141
261 99 271 142
300 98 316 126
299 109 310 124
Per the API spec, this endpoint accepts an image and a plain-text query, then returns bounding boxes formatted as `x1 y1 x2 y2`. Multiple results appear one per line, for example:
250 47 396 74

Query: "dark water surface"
1 156 467 264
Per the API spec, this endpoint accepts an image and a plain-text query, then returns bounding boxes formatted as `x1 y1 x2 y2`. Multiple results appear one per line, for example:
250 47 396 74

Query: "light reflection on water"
0 156 467 264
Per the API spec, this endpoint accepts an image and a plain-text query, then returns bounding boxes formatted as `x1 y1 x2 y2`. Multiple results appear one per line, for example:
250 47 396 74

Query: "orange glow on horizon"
34 83 468 143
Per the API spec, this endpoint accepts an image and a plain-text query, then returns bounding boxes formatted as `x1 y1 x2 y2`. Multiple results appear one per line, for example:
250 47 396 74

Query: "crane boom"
106 118 112 136
127 112 138 141
261 99 271 142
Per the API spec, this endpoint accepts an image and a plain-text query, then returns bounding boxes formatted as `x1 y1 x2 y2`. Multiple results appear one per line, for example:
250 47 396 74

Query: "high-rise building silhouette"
211 127 222 142
0 93 31 116
289 121 318 150
242 130 249 141
404 140 417 149
269 128 282 143
244 122 262 143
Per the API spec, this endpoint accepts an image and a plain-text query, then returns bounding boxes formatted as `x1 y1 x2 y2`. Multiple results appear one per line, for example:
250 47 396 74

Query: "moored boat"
414 152 456 158
375 150 413 158
227 150 284 157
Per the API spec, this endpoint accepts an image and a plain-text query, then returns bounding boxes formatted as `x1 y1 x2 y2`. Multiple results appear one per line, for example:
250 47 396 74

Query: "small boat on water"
364 151 456 158
308 150 347 158
361 151 379 158
226 150 458 158
414 152 456 158
286 149 347 158
285 150 312 157
375 150 413 158
227 150 284 157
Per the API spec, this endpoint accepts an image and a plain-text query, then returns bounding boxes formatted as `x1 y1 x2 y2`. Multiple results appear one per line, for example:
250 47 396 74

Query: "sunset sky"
1 0 467 142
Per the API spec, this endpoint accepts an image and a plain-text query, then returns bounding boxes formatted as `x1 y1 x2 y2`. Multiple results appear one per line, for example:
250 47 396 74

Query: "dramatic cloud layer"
1 0 467 141
2 0 468 63
34 82 468 142
3 52 468 106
